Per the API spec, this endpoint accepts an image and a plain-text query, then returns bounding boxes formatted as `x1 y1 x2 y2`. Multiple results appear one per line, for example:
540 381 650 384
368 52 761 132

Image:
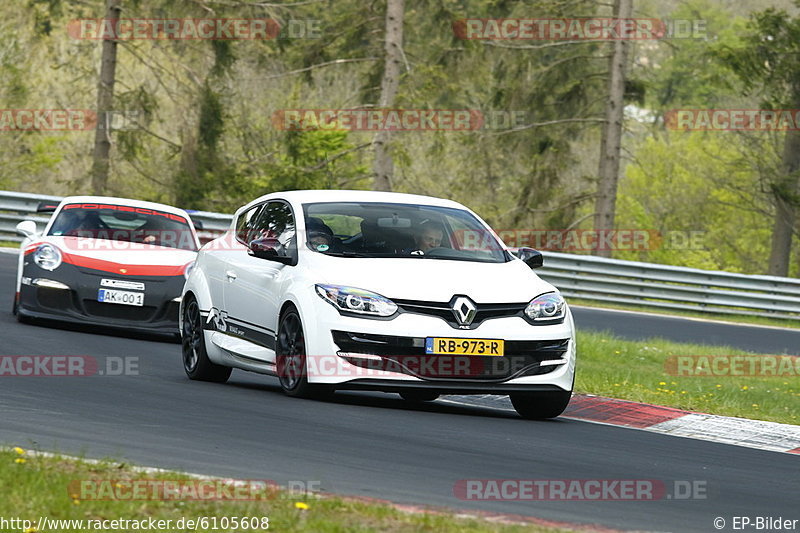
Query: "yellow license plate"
425 338 504 356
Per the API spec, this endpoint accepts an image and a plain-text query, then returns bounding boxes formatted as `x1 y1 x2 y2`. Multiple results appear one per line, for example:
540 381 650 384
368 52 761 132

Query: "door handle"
225 270 237 281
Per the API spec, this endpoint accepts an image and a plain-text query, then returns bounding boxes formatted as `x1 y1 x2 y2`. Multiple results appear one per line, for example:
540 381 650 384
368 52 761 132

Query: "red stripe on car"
61 252 184 277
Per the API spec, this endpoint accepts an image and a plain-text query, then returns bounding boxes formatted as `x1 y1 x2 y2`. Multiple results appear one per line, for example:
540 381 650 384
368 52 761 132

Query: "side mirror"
248 237 294 264
514 247 543 269
16 220 39 239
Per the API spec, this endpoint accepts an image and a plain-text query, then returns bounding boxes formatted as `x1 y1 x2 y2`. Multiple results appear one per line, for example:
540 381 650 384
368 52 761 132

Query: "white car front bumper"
299 300 576 393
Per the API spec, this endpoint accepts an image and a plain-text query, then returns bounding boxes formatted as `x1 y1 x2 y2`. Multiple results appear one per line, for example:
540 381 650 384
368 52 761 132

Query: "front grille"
332 330 568 381
36 288 73 310
165 300 180 323
393 298 527 328
82 300 158 322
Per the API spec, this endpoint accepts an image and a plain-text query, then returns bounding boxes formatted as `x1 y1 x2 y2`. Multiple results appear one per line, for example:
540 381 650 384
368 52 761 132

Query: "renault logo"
450 295 477 326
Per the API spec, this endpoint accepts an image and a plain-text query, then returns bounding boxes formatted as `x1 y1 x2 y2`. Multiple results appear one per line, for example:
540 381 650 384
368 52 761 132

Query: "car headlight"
33 244 62 271
315 284 398 317
524 292 566 322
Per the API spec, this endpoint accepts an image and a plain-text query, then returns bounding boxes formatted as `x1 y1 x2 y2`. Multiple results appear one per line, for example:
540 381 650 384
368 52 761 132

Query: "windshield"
303 202 509 263
47 202 198 251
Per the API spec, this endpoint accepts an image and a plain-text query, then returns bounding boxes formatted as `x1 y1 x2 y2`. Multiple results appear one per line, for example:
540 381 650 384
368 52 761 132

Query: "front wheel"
182 298 231 383
510 390 572 420
276 308 332 399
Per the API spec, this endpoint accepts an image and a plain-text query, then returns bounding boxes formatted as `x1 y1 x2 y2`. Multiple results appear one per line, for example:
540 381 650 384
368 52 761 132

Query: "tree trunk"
90 0 122 195
769 101 800 276
593 0 632 257
372 0 405 192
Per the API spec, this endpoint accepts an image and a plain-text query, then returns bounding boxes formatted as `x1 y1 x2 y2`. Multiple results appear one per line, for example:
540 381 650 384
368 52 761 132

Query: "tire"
510 389 572 420
182 297 231 383
399 391 440 402
276 307 333 399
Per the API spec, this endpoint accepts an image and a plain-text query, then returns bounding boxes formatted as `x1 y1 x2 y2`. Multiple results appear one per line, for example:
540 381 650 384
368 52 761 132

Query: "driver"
306 217 336 251
413 221 444 253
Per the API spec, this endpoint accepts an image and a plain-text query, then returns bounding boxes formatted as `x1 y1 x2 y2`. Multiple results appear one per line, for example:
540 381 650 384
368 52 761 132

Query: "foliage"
2 0 800 275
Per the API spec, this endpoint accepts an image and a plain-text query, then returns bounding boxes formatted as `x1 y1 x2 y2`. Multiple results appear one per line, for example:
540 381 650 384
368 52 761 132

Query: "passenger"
55 209 103 237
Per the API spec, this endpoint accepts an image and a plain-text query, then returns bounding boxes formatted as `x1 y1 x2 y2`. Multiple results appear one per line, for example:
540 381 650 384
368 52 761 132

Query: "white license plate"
98 289 144 306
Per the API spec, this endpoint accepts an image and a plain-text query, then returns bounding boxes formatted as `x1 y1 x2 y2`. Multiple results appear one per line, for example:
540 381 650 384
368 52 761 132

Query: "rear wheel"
182 297 231 383
399 391 439 402
276 308 332 399
510 390 572 420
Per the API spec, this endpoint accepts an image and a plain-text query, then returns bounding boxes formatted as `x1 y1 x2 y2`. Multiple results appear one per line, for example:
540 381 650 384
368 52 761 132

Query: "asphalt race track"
0 253 797 532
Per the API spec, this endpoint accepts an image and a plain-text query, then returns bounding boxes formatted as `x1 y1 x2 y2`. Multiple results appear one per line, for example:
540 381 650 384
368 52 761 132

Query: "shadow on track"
222 376 569 423
8 313 180 344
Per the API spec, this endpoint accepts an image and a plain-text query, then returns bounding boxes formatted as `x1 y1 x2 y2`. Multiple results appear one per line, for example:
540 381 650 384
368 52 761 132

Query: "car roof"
58 196 192 218
240 190 468 213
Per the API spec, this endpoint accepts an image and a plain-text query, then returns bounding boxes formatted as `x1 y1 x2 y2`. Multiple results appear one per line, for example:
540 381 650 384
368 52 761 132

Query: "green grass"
0 450 570 533
569 298 800 330
575 330 799 425
0 241 19 248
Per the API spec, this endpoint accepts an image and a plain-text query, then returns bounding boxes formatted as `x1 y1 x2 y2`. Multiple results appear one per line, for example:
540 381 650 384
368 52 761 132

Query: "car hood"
306 253 557 303
26 236 196 275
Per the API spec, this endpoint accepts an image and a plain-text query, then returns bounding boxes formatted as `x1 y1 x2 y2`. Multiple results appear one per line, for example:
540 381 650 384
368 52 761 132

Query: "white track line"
440 396 800 455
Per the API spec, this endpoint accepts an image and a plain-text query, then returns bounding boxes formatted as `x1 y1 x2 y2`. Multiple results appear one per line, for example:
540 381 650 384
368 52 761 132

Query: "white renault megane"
180 190 576 419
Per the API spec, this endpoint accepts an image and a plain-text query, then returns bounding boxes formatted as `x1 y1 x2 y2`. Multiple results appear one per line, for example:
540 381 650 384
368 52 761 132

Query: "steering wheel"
421 247 448 255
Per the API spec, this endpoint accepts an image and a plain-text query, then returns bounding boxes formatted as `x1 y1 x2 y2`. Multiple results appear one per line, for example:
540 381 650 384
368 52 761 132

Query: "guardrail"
536 252 800 320
2 190 798 320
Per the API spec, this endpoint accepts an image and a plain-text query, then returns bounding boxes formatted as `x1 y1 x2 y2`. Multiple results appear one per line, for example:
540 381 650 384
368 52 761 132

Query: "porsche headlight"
315 284 398 317
524 292 566 322
33 244 62 271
